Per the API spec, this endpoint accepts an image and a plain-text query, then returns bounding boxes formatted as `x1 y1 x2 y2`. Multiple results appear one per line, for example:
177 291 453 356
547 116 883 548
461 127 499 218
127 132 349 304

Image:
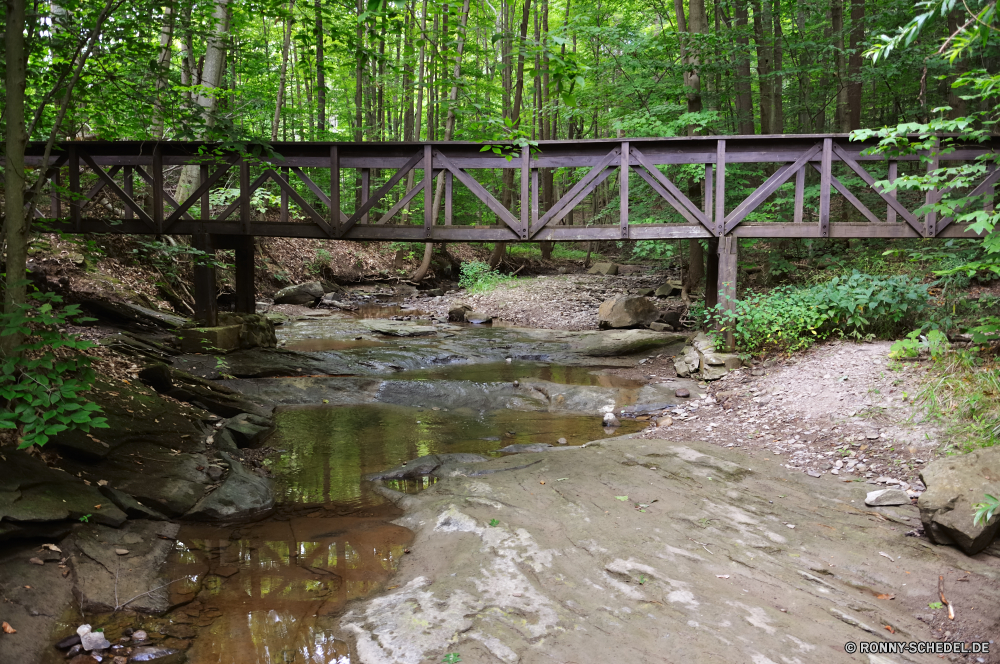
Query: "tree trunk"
490 0 533 271
175 0 232 202
404 0 429 221
354 0 364 140
846 0 864 130
315 0 326 136
152 6 175 139
732 0 755 134
772 0 783 132
413 0 472 282
4 0 28 334
832 0 847 131
271 0 295 141
751 0 772 134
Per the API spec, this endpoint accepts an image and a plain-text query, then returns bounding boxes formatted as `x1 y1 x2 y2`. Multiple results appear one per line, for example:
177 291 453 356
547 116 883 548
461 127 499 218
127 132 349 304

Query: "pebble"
65 644 83 658
674 388 690 398
603 413 621 427
57 635 82 649
656 417 673 428
131 630 148 642
556 438 567 445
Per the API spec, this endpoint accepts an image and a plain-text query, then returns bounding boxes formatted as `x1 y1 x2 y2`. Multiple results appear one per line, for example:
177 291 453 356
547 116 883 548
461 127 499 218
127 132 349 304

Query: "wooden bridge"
17 134 998 327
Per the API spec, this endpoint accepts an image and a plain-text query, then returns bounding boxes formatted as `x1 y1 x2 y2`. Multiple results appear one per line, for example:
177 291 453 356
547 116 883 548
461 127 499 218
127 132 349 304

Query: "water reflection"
266 403 645 506
395 361 647 388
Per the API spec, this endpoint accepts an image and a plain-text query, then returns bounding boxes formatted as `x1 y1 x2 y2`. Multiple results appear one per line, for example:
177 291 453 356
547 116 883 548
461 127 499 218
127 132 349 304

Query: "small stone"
656 417 673 428
865 489 910 506
674 388 690 398
29 557 45 565
603 413 621 427
807 470 822 478
131 630 148 642
114 548 129 555
866 431 880 440
65 644 83 658
80 630 111 652
114 656 128 664
556 438 568 445
57 634 82 649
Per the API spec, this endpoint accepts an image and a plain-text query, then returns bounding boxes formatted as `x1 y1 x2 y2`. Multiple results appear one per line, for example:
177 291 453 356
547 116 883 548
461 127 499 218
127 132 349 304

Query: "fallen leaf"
28 557 44 566
539 481 545 485
716 575 730 579
93 504 102 509
23 585 31 589
615 496 629 501
876 593 896 600
41 543 61 553
878 551 894 562
61 569 70 578
884 625 895 634
97 480 108 487
2 621 15 634
114 549 129 555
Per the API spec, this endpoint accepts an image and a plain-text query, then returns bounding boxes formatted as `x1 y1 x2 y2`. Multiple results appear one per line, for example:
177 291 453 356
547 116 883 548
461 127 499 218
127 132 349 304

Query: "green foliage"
702 272 931 355
488 518 500 527
973 494 999 527
458 261 515 294
308 248 333 275
889 329 950 360
928 602 944 610
441 655 462 664
0 291 108 449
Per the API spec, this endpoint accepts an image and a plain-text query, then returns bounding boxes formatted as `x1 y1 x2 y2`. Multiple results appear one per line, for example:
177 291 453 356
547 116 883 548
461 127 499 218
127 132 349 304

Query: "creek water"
65 314 657 664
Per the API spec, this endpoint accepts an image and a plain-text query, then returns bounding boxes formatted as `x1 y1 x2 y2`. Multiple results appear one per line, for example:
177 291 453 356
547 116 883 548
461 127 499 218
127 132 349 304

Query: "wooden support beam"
152 145 164 233
424 145 432 237
233 235 256 314
705 237 719 311
122 167 132 221
819 138 832 237
926 139 940 236
793 167 805 223
240 158 251 235
704 164 713 228
531 168 539 228
51 169 62 219
280 167 289 224
69 145 80 231
887 161 897 224
192 233 217 326
620 141 629 239
714 140 726 235
360 168 370 224
330 146 340 231
718 235 738 350
520 147 530 238
445 170 453 225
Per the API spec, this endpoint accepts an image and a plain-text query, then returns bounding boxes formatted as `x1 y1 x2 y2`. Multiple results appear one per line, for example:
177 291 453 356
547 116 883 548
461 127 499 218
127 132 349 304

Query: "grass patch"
913 351 1000 452
458 261 517 294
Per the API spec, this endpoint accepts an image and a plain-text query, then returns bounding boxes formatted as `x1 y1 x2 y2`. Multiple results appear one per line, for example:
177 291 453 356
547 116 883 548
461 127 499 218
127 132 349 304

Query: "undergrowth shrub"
0 290 108 449
702 271 931 355
459 261 515 294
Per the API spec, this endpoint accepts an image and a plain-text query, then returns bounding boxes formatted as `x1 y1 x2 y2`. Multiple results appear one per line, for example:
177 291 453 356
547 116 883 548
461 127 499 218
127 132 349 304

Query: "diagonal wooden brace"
630 146 710 229
434 150 521 232
339 150 424 236
531 147 620 236
724 143 823 233
831 143 924 235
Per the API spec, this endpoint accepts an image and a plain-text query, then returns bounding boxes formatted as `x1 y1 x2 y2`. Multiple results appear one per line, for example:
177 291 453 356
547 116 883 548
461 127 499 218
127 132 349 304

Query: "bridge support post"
704 237 719 311
192 234 218 326
717 236 738 351
234 236 256 314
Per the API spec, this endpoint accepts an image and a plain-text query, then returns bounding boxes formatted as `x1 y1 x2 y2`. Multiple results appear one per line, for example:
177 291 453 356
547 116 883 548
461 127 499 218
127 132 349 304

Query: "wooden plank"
718 235 738 350
631 146 708 227
620 141 630 239
360 168 370 224
935 166 1000 233
887 161 897 224
280 167 289 224
724 143 823 232
424 145 433 236
808 162 881 224
445 170 454 225
69 145 80 231
793 167 805 223
240 158 251 235
51 168 62 219
79 155 155 228
714 140 726 235
830 143 924 235
819 138 832 237
704 164 713 227
531 168 539 227
926 139 940 236
330 146 340 230
520 147 530 238
200 164 210 232
152 145 164 233
435 150 521 231
340 151 423 234
263 169 335 235
531 147 620 234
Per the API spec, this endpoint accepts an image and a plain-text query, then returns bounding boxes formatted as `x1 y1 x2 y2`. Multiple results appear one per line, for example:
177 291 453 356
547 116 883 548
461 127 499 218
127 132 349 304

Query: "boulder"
649 322 671 332
587 262 618 275
673 345 701 378
185 452 274 521
465 312 493 324
365 454 489 482
273 281 324 305
448 303 473 322
98 486 168 521
361 320 437 337
597 296 659 329
218 313 277 349
654 282 683 297
177 325 242 354
318 293 356 310
918 447 1000 554
224 413 275 448
865 489 910 507
574 329 686 357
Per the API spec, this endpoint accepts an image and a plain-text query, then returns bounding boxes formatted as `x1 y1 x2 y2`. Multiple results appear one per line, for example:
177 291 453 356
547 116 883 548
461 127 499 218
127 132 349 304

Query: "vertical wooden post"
986 164 996 214
52 169 62 219
68 145 80 231
445 170 453 225
423 145 433 236
330 146 340 232
793 167 805 223
619 142 629 239
704 164 713 227
192 234 218 326
531 168 539 227
122 166 133 220
714 140 726 235
234 236 256 314
239 157 251 235
152 145 164 233
704 163 718 311
200 164 210 228
718 235 738 351
819 138 832 237
887 161 897 223
925 140 939 237
520 147 530 238
280 166 289 224
360 168 370 223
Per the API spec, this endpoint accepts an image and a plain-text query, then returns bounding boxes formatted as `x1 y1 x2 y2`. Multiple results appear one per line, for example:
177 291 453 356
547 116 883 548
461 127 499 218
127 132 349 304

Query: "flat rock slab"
341 436 998 664
69 520 181 613
366 454 490 481
865 488 910 506
185 452 274 521
360 320 437 337
572 329 686 357
919 446 1000 554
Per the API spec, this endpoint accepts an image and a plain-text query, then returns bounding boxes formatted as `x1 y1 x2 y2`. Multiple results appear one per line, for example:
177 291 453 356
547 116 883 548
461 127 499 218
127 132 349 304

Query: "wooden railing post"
192 233 217 327
520 146 530 239
234 236 256 314
887 161 897 223
423 145 432 236
925 139 940 236
330 145 340 233
68 145 80 231
152 144 164 233
819 138 832 237
793 167 805 223
620 141 629 239
718 235 738 351
714 140 726 236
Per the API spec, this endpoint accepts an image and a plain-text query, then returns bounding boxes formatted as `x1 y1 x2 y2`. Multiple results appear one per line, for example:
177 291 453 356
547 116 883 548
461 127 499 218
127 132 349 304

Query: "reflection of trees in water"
168 523 408 664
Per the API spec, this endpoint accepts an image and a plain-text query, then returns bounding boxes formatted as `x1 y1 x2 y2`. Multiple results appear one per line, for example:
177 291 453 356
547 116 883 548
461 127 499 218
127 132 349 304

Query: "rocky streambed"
2 298 999 664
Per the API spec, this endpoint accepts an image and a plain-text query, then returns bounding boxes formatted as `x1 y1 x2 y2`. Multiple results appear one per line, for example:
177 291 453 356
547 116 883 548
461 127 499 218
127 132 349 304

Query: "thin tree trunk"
354 0 364 140
751 0 773 134
732 0 755 134
846 0 863 130
315 0 326 136
832 0 847 131
271 0 295 141
152 6 175 138
490 0 533 270
413 0 472 281
4 0 28 333
772 0 783 132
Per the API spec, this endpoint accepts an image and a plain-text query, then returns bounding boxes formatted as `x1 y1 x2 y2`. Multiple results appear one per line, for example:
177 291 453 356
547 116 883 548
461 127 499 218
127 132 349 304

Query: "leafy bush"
0 291 108 449
703 271 931 355
459 261 515 294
